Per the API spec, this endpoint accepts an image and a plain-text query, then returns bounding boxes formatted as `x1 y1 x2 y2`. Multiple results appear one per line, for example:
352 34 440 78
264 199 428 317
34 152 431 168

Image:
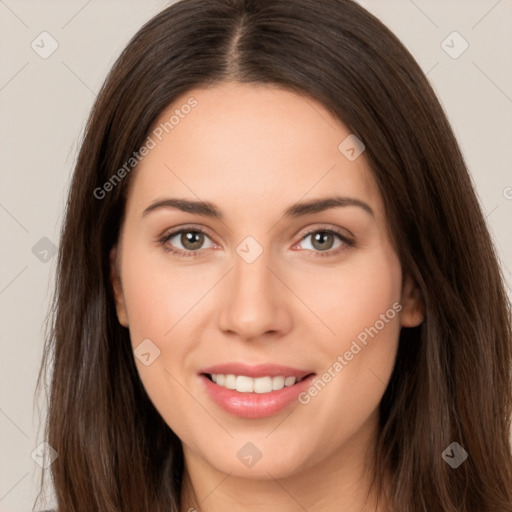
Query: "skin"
111 81 424 512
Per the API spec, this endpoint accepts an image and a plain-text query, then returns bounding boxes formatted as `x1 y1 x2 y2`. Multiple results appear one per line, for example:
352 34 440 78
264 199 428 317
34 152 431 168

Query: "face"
110 81 423 481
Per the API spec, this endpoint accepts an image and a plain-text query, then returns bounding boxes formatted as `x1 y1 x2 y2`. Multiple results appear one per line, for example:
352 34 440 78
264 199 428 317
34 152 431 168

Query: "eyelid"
157 224 218 257
291 224 355 258
295 223 354 242
159 223 218 244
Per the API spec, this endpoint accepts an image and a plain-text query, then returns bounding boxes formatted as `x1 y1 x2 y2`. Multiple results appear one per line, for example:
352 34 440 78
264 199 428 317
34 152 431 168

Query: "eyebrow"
142 195 374 219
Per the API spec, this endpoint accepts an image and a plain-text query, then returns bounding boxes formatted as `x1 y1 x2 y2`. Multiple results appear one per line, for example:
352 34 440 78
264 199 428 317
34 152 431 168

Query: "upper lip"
200 363 315 379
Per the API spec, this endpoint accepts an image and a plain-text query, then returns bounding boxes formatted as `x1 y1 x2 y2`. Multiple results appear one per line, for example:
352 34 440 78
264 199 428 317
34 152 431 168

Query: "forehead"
125 82 383 221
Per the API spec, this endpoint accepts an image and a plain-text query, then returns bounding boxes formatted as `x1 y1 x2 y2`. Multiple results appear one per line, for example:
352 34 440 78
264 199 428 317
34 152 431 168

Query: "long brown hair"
35 0 512 510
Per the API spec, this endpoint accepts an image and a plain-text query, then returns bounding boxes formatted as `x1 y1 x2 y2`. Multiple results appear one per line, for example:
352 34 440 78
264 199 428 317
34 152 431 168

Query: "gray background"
1 1 511 510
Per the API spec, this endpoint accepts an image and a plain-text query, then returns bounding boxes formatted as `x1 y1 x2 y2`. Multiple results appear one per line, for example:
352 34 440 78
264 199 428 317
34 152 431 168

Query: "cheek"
295 245 403 347
295 248 403 441
120 244 203 340
118 244 207 436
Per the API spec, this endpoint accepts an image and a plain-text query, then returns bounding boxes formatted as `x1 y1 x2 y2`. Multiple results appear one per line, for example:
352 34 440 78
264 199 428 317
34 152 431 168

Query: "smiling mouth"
202 373 314 393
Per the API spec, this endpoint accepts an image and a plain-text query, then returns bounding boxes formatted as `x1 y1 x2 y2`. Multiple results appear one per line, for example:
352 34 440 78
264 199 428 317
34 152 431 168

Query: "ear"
400 273 424 327
110 246 129 327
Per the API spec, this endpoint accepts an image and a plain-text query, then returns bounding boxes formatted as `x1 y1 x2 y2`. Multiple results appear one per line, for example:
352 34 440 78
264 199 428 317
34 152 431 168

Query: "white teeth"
254 376 272 393
209 374 300 393
236 375 253 392
272 375 285 390
224 374 236 389
284 376 297 387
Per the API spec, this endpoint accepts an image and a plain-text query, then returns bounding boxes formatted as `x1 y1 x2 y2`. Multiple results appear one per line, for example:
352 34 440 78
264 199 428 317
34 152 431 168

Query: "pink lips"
199 362 316 419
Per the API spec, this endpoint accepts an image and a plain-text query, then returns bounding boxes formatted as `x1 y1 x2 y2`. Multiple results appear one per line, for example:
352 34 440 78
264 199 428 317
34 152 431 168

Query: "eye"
294 227 354 257
157 227 216 257
157 225 355 259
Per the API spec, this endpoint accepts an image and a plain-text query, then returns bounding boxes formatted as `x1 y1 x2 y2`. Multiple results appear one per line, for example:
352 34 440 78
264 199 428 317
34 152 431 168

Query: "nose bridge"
233 246 272 299
217 237 292 339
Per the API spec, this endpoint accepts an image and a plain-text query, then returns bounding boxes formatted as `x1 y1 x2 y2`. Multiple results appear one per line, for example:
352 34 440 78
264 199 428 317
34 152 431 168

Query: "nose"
217 247 293 342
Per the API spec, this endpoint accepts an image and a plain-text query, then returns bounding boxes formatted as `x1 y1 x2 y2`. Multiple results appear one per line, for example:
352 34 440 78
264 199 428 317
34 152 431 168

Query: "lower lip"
200 374 316 418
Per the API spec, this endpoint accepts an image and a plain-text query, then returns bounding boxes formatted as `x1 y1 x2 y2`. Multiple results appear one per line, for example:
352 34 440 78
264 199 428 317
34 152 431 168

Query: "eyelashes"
157 225 355 259
157 227 216 258
296 228 354 257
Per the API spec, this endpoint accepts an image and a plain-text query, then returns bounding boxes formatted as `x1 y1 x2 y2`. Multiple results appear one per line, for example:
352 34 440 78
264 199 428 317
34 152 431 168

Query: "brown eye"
179 231 205 250
295 228 355 258
310 231 336 251
159 227 216 257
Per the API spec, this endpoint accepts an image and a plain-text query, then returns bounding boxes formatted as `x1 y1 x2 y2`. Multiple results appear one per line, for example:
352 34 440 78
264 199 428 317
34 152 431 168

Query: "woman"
35 0 512 510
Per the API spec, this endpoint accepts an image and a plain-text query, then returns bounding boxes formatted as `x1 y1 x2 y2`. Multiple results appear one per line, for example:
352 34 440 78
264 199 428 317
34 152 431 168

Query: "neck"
179 412 390 512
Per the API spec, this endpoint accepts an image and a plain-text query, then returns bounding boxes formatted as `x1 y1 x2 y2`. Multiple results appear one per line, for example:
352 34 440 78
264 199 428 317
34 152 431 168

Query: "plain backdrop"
0 1 511 510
